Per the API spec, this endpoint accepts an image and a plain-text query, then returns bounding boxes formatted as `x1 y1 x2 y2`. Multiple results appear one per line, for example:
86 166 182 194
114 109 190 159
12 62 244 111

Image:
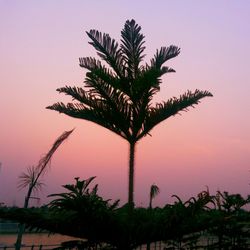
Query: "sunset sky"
1 1 250 207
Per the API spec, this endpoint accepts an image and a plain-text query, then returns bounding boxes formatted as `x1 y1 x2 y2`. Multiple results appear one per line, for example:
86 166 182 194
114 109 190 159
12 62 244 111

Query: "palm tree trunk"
128 142 136 205
149 198 152 209
15 186 32 250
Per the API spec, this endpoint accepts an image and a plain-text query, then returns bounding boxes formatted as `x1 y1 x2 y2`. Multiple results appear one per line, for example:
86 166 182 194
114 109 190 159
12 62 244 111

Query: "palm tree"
18 129 74 209
149 184 160 209
48 176 119 213
15 129 73 250
47 19 212 206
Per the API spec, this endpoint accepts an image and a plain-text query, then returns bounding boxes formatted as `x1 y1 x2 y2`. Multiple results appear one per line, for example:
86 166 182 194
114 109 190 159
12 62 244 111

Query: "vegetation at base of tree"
0 177 249 250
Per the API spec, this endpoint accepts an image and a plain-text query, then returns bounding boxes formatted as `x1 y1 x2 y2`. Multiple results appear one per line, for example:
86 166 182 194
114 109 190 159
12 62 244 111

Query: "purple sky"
0 1 250 207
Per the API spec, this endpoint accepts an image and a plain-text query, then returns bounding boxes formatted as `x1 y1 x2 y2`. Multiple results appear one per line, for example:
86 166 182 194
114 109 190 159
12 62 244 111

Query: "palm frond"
151 46 180 69
17 129 73 209
172 195 184 205
138 90 213 140
79 56 105 71
86 30 125 78
54 86 102 108
47 102 129 140
18 166 36 190
62 184 77 193
52 85 132 134
83 176 96 190
131 66 165 99
84 74 132 116
149 184 160 209
84 79 133 135
18 166 45 193
150 184 160 200
90 184 98 196
109 199 120 210
35 129 74 180
79 57 124 92
48 84 134 140
84 67 131 102
121 19 145 79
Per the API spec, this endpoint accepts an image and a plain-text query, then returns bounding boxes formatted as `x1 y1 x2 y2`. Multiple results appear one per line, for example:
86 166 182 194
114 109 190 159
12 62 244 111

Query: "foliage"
18 129 74 207
47 19 213 205
1 178 249 249
47 177 120 246
15 129 73 250
149 184 160 209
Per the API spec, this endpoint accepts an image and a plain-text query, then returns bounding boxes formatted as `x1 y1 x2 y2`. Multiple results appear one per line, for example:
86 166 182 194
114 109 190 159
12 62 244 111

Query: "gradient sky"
0 1 250 207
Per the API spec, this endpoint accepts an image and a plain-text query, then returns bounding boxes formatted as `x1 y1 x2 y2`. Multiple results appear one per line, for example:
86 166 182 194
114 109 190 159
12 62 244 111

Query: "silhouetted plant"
1 183 249 249
15 129 73 250
207 192 250 249
18 130 74 208
48 176 119 215
147 184 160 249
149 184 160 209
163 189 216 249
216 191 250 212
47 19 213 206
48 177 122 248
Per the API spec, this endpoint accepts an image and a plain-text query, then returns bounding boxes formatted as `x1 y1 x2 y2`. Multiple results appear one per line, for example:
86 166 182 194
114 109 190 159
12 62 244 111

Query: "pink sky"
0 1 250 207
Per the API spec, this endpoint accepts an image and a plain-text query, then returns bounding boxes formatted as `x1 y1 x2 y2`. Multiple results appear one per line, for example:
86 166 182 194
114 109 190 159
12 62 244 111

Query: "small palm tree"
49 176 119 213
149 184 160 209
15 129 73 250
18 129 74 208
47 19 212 206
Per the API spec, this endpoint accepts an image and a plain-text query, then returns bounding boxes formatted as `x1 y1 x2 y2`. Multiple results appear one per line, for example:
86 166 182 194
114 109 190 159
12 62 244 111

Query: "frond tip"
138 89 213 140
151 46 181 68
17 129 74 203
121 19 145 77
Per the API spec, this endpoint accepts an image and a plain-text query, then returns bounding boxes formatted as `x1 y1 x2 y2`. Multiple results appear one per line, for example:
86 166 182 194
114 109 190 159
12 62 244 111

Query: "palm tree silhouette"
47 19 212 206
15 129 73 250
149 184 160 209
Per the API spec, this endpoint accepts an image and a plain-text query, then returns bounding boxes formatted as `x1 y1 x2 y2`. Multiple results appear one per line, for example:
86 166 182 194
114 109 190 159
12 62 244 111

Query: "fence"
1 239 250 250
